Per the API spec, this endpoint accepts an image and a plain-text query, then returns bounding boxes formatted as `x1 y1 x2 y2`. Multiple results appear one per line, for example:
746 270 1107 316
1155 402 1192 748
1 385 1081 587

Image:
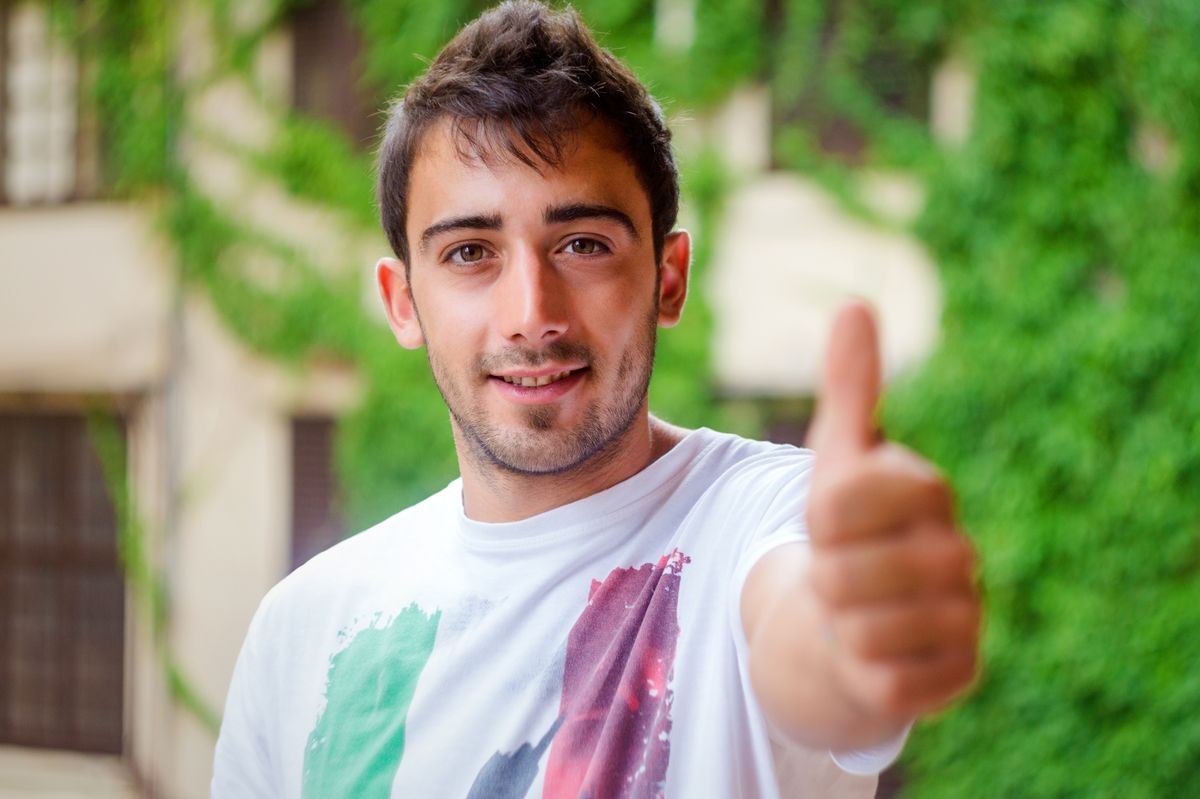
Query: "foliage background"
76 0 1198 794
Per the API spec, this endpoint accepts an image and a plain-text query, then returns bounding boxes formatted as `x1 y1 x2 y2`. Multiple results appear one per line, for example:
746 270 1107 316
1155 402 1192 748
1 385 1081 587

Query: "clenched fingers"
837 648 980 720
809 528 976 608
833 596 981 660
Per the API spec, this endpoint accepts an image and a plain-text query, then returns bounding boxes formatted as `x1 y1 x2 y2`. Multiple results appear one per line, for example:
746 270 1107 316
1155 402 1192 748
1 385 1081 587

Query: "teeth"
501 370 573 387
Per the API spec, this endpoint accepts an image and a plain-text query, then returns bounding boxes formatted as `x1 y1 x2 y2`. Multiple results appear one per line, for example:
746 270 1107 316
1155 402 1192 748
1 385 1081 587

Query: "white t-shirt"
212 427 904 798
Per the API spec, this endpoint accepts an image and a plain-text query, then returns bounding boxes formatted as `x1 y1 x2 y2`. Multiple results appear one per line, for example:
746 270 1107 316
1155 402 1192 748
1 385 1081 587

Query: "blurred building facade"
0 1 972 796
0 1 361 795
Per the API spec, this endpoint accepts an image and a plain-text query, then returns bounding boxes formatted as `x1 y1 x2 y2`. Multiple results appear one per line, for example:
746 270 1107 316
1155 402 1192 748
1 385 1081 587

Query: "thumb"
808 301 882 466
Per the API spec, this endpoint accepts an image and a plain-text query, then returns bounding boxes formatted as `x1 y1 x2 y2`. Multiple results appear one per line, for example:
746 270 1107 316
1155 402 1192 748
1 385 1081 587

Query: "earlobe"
376 257 425 349
657 230 691 328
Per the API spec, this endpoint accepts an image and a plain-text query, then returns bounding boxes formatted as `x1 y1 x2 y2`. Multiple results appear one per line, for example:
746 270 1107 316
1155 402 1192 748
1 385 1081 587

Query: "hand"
805 302 980 727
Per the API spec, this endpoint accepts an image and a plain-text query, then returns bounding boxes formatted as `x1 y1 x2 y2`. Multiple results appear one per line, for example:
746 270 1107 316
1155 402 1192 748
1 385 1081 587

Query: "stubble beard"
426 308 658 478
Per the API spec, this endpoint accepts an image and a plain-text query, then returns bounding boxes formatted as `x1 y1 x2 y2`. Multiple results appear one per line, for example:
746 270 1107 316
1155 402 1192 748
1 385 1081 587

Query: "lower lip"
490 370 585 404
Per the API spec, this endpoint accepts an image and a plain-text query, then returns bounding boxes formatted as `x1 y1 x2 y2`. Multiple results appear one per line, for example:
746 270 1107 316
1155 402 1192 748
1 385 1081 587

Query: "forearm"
741 544 909 750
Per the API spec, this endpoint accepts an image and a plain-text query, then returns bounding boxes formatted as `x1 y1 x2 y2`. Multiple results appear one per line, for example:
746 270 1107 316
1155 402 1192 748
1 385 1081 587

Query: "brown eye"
568 238 602 255
457 244 485 262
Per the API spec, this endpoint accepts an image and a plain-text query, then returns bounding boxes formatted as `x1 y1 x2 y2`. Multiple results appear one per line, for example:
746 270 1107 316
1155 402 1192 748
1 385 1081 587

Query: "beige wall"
0 745 138 798
0 206 171 392
709 172 942 397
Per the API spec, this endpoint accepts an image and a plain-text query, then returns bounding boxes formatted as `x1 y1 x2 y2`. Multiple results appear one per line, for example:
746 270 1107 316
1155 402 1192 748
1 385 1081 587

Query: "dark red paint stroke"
543 550 689 799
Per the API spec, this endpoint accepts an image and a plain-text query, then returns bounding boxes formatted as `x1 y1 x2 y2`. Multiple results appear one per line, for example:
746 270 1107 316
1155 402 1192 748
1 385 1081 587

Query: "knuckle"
962 538 980 576
952 542 979 589
943 599 980 641
838 613 877 657
948 598 978 630
878 442 917 469
967 650 982 683
952 535 976 568
806 490 839 537
873 669 910 716
966 597 984 630
824 473 862 526
932 536 972 579
950 650 980 691
810 557 852 607
916 472 950 511
914 539 953 579
884 444 943 484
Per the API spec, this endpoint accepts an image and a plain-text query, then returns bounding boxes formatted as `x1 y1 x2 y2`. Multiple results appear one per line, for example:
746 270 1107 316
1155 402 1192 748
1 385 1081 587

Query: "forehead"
406 117 651 234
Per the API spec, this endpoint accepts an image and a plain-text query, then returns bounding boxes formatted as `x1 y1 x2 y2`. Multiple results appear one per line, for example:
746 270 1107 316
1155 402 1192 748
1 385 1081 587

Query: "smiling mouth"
496 369 581 388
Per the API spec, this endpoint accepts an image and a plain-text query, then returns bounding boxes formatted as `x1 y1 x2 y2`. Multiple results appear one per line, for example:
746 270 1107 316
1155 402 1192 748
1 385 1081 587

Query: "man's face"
382 119 687 475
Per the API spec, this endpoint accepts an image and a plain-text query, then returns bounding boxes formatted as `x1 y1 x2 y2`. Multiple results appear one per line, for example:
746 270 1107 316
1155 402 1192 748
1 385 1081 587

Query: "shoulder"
667 428 816 548
254 481 458 627
684 427 816 493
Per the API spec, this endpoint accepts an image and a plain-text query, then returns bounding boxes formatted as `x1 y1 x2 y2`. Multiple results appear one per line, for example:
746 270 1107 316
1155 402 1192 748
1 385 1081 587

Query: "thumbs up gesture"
805 303 980 727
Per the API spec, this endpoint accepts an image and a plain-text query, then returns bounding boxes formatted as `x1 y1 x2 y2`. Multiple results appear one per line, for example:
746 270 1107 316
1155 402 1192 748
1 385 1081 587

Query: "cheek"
415 282 488 342
585 289 658 357
585 266 657 313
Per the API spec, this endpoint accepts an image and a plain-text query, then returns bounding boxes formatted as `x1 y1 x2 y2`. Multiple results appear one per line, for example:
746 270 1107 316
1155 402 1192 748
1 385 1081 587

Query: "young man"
212 2 980 796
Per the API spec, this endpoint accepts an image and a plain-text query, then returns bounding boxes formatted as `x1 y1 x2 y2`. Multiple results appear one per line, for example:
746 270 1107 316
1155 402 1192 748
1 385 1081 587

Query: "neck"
456 411 686 523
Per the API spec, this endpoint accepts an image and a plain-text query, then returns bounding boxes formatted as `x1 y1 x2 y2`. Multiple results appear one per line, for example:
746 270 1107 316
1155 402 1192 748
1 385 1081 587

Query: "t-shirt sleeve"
726 450 908 777
211 599 277 798
829 723 911 774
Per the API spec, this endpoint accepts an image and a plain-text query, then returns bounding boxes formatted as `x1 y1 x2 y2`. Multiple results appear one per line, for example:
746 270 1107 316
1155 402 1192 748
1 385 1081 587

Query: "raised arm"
741 303 981 750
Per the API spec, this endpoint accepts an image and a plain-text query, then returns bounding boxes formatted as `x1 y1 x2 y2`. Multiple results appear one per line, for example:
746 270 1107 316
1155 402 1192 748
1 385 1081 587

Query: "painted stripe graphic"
302 603 440 799
468 716 565 798
542 550 690 799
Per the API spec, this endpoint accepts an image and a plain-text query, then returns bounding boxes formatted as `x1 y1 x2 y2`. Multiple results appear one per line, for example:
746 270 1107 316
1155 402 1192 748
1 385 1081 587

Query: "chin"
470 408 632 478
481 431 602 477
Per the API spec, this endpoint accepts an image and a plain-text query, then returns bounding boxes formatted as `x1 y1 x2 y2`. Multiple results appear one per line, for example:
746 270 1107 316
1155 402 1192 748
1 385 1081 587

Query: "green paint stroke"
302 603 440 798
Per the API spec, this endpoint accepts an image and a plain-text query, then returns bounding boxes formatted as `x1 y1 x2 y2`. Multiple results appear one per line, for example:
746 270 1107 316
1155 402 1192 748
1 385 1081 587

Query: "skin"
377 117 981 749
741 305 981 749
377 118 690 522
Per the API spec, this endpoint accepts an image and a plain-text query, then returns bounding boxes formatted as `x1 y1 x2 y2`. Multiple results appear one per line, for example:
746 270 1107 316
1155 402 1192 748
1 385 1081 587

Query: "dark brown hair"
376 1 678 265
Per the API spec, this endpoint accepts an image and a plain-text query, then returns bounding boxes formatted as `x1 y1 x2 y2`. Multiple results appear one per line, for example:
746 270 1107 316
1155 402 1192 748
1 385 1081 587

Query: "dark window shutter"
0 413 125 754
291 0 378 148
875 763 905 798
290 417 345 571
773 1 932 165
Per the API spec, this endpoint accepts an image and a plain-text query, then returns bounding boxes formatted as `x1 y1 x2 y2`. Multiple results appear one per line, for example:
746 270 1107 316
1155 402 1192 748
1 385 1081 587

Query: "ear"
376 257 425 349
656 230 691 328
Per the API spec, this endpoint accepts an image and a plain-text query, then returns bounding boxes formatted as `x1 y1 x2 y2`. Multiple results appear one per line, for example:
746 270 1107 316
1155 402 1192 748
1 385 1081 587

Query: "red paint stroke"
543 550 689 799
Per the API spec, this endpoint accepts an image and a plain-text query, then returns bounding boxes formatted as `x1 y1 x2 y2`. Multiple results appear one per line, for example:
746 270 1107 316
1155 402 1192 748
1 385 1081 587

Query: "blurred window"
774 2 932 164
1 2 100 205
291 0 379 148
290 416 345 571
876 763 905 798
0 413 125 754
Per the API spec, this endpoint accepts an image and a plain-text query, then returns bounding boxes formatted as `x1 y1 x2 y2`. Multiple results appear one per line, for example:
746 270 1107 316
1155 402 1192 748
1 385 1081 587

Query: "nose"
492 247 569 344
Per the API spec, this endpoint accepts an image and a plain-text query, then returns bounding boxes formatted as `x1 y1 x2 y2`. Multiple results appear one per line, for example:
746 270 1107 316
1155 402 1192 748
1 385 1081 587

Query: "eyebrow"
419 213 502 253
545 203 640 241
417 204 640 254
